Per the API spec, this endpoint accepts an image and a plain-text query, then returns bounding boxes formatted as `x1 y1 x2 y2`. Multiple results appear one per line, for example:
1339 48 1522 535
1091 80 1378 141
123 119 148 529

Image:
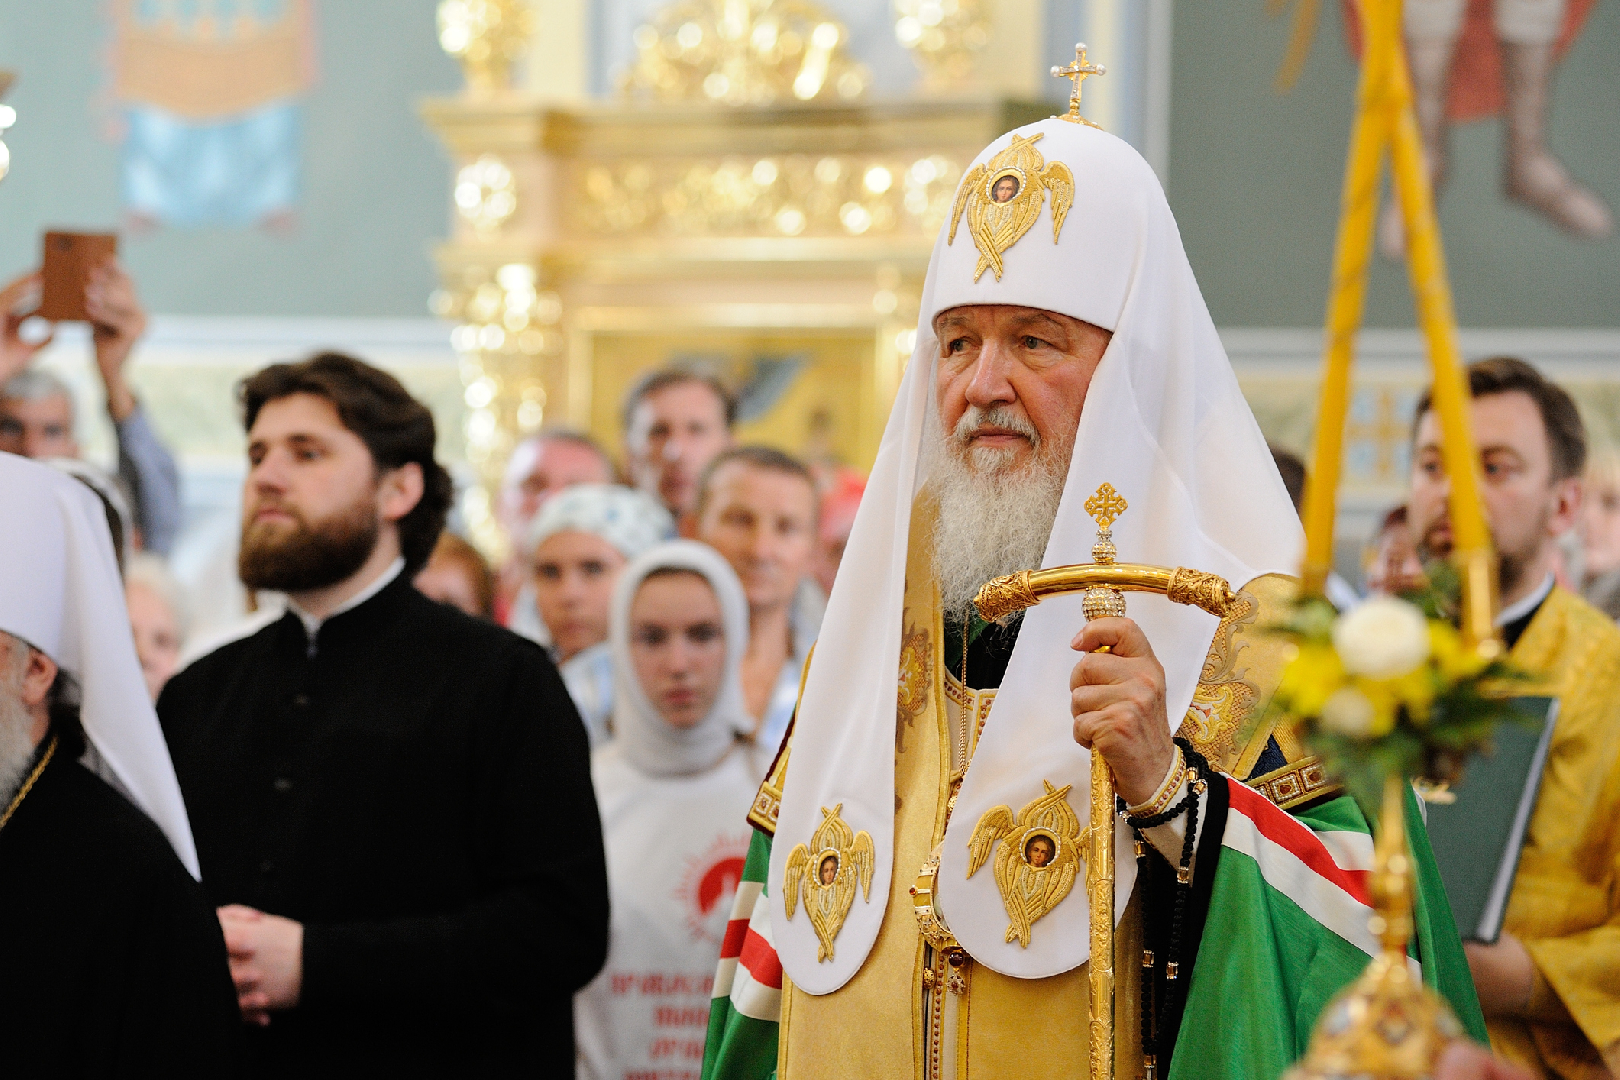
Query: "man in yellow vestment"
704 116 1487 1080
1410 356 1620 1078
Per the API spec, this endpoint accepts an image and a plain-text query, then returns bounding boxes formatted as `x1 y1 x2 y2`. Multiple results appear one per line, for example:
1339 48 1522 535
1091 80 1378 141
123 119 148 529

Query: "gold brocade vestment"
761 499 1311 1080
1489 587 1620 1079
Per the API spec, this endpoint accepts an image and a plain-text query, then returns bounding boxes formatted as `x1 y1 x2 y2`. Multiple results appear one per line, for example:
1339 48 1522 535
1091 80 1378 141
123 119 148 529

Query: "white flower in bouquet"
1320 687 1377 737
1331 597 1431 679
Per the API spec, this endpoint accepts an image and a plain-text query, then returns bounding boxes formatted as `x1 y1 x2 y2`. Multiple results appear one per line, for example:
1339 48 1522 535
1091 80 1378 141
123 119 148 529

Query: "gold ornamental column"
427 0 554 558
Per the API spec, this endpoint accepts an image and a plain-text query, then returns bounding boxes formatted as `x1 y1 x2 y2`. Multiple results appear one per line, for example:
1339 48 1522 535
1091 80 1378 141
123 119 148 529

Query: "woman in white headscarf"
573 540 764 1080
522 483 674 745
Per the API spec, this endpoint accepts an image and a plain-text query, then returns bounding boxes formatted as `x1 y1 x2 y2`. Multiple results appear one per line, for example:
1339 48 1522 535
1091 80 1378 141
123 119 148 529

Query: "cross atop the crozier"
1084 482 1127 532
1051 42 1105 128
1085 482 1127 569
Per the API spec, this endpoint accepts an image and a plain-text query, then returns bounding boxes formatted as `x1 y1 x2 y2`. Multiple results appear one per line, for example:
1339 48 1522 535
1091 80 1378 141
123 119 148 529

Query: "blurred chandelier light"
620 0 869 105
893 0 990 90
437 0 533 96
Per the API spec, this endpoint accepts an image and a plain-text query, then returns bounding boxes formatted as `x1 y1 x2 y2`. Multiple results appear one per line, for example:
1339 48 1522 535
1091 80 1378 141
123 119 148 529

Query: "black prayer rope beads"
1120 737 1215 1079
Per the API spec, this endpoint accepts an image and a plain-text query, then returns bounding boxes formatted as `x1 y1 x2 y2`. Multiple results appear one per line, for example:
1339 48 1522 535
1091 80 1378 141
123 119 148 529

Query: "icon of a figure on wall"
991 174 1020 204
109 0 315 231
1375 0 1611 255
1023 833 1055 869
818 853 839 886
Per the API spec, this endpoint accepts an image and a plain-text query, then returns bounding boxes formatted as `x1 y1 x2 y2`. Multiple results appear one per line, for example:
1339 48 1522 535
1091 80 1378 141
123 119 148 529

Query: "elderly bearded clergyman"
701 121 1488 1079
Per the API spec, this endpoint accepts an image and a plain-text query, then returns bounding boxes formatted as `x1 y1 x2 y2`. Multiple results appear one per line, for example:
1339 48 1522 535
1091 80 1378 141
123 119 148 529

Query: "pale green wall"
0 1 461 317
1168 1 1620 328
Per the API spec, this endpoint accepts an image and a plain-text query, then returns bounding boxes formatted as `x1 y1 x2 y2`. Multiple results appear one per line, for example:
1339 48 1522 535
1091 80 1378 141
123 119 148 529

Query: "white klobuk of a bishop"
770 120 1303 992
0 454 202 878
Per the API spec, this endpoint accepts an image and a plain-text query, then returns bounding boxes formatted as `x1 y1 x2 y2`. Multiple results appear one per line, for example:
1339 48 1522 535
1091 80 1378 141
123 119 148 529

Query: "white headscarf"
0 453 200 877
609 540 753 778
772 120 1303 993
524 483 674 561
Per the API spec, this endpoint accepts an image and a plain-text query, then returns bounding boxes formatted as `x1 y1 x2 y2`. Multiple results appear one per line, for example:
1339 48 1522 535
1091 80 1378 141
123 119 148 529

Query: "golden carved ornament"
948 132 1074 282
782 803 875 962
966 780 1083 947
575 153 962 239
620 0 869 106
892 0 990 91
436 0 533 97
1166 567 1243 616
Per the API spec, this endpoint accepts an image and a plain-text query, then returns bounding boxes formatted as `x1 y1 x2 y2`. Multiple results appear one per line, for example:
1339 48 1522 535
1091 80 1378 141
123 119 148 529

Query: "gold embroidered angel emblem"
783 804 875 962
967 780 1082 947
948 132 1075 282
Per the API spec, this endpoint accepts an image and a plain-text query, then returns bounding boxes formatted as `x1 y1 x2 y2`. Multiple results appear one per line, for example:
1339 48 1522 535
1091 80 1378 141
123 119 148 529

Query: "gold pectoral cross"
1051 42 1106 129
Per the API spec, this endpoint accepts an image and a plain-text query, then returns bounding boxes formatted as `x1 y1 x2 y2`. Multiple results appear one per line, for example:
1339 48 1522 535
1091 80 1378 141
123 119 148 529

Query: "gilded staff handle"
973 563 1241 624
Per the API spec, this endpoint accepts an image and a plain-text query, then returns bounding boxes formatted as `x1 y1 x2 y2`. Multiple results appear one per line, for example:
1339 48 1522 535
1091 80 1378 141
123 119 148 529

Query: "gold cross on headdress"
1051 42 1105 129
1084 483 1127 532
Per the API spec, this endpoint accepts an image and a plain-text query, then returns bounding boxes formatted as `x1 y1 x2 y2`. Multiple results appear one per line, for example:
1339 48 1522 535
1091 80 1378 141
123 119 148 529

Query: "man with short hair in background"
622 368 735 533
158 352 608 1076
1408 355 1620 1077
495 429 614 629
0 265 182 555
696 445 821 753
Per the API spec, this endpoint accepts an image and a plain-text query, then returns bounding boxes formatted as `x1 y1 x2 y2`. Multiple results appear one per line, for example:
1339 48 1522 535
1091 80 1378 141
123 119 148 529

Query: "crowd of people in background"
0 252 1607 1080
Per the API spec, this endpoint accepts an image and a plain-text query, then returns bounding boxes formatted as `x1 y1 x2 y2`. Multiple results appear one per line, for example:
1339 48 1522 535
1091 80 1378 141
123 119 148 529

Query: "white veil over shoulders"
771 120 1302 992
0 452 201 877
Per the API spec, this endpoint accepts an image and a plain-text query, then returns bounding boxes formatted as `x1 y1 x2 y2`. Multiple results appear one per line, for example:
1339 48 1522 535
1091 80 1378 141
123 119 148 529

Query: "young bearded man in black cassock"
158 354 609 1077
0 453 239 1077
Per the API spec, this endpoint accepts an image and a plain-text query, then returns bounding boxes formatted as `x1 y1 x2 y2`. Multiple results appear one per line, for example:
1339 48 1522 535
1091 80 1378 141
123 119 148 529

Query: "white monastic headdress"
0 452 200 877
772 120 1303 992
608 539 755 778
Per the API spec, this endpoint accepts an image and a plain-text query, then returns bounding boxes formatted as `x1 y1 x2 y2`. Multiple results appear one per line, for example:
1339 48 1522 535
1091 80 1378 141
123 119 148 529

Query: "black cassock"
159 574 609 1078
0 745 240 1077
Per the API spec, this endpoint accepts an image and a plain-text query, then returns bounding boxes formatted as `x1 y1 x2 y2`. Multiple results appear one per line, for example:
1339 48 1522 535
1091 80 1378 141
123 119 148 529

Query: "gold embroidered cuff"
1126 745 1186 819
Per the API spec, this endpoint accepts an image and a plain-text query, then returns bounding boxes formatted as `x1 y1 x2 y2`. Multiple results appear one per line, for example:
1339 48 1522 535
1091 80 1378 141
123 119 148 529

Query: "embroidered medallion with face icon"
948 133 1075 283
783 803 875 962
966 780 1082 947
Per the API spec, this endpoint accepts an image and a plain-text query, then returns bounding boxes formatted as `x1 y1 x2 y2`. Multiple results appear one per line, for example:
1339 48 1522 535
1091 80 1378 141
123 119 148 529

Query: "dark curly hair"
238 352 454 573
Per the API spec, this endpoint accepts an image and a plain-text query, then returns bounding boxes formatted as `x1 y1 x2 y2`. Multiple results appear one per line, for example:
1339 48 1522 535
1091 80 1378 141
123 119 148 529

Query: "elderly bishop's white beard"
0 643 39 808
927 405 1071 623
